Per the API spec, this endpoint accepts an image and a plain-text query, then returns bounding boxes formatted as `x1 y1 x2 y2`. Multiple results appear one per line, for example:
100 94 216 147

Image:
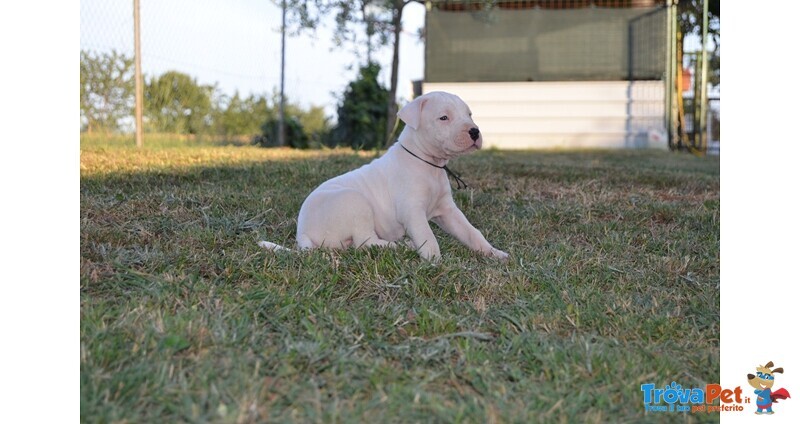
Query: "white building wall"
423 81 667 150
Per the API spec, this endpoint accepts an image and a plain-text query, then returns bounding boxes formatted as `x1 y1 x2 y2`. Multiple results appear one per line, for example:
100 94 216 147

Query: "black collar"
399 143 468 190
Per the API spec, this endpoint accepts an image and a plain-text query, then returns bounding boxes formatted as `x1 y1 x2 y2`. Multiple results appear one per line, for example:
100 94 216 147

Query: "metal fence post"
133 0 144 148
664 1 673 149
698 0 709 153
278 0 286 147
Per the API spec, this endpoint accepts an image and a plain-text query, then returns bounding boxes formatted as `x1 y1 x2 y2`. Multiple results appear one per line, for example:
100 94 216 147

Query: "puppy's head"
397 91 482 158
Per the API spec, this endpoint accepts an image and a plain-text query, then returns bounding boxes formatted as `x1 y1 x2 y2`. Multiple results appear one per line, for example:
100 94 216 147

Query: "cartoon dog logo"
747 361 791 414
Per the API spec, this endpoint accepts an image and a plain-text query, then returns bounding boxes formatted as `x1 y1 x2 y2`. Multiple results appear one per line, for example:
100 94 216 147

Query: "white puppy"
259 91 508 261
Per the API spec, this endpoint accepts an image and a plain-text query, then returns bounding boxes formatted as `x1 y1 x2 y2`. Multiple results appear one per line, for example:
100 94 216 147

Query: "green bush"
328 63 389 150
254 117 312 149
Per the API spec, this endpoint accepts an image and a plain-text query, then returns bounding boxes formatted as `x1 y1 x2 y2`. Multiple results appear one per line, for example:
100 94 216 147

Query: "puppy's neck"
397 130 448 167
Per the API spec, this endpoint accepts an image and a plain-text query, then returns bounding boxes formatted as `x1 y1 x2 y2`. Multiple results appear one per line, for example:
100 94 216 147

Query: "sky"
80 0 426 120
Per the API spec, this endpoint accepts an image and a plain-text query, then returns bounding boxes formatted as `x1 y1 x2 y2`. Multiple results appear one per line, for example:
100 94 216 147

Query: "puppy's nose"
469 127 480 141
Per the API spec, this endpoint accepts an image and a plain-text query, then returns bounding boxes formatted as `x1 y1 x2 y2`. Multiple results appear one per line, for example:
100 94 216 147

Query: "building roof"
431 0 667 12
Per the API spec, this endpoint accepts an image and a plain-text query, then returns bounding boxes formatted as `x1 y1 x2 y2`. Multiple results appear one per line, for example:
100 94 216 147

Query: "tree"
295 105 329 146
215 92 249 137
381 0 423 147
678 0 719 48
328 1 391 67
144 71 214 134
329 0 422 147
213 92 274 138
80 50 135 133
285 0 422 148
678 0 720 86
328 63 390 150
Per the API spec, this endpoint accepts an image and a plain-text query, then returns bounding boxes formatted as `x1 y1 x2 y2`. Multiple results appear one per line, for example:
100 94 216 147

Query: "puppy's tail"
258 234 314 252
257 240 291 252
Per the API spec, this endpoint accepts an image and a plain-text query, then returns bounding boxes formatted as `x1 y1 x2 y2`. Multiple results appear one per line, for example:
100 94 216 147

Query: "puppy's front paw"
418 247 442 262
489 248 509 261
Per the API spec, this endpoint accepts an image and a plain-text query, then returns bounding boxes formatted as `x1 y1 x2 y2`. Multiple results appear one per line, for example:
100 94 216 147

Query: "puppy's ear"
397 96 427 130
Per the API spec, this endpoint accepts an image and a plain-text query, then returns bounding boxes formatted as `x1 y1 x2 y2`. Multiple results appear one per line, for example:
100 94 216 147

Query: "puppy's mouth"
445 138 482 157
466 139 482 151
453 143 478 156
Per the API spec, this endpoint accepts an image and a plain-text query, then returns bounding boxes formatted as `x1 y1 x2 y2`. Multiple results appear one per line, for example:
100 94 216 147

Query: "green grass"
81 140 720 423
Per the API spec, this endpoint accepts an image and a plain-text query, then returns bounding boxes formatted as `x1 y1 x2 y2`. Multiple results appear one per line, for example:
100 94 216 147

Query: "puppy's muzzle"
469 127 480 141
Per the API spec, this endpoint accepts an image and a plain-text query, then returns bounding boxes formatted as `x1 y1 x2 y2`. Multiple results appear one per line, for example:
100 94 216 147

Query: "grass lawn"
80 140 720 423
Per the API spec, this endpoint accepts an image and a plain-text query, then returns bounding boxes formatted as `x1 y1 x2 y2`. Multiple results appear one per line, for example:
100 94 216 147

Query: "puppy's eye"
439 116 448 121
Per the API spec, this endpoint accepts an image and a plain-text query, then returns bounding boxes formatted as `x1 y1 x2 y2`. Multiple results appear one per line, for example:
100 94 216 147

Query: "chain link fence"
427 1 668 83
81 0 278 96
80 0 329 146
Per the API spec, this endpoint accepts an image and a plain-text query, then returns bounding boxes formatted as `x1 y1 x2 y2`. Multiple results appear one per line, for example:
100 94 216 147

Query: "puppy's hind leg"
353 232 398 249
297 234 315 250
344 192 398 249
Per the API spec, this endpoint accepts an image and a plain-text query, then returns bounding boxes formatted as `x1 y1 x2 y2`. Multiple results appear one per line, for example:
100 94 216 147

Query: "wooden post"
133 0 144 148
